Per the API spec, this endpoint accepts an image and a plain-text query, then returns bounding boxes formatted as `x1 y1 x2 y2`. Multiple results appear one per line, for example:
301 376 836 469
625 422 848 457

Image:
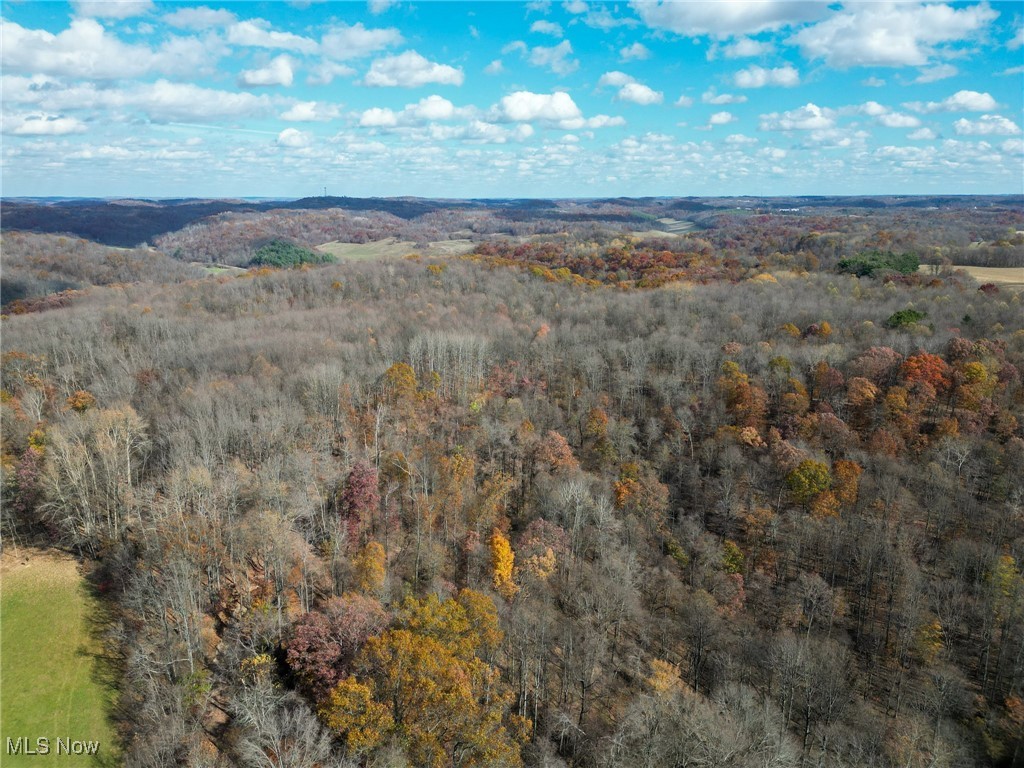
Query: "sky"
1 0 1022 198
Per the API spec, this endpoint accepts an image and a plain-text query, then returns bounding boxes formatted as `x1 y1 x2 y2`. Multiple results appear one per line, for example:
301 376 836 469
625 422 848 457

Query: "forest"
1 195 1023 768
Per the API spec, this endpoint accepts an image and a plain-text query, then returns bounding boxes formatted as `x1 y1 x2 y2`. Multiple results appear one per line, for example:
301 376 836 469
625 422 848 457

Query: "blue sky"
2 0 1022 197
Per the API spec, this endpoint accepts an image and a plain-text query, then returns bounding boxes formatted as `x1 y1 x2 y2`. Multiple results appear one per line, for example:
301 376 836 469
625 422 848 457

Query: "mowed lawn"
1 549 117 766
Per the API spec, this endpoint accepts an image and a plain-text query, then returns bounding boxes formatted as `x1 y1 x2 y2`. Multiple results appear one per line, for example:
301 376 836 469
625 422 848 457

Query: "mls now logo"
6 736 100 756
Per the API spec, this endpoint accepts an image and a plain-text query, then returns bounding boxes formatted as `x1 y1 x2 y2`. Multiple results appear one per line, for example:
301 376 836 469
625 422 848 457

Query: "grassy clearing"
195 262 246 276
0 548 118 767
654 218 697 234
920 264 1024 290
316 238 477 261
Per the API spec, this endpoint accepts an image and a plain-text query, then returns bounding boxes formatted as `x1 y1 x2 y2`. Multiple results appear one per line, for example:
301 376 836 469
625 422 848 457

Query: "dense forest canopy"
1 196 1023 767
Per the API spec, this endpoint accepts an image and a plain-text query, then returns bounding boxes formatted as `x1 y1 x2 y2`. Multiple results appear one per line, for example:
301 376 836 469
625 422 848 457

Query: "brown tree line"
2 250 1023 767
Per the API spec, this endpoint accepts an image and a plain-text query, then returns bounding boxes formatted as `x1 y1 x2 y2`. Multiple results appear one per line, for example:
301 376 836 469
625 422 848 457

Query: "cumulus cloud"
953 114 1022 136
531 20 563 36
280 101 340 121
529 40 579 75
619 42 651 61
359 107 398 127
862 76 886 87
908 127 937 140
708 111 737 125
734 64 799 88
1 18 224 80
674 95 694 107
598 71 635 87
228 20 318 53
407 95 458 121
630 0 825 37
484 60 504 75
878 112 921 128
277 128 311 148
496 91 582 122
906 90 999 113
364 51 464 87
702 89 747 105
163 5 236 29
239 55 295 87
321 23 403 60
719 37 774 58
790 3 998 68
71 0 153 19
759 102 834 131
306 61 356 85
617 82 663 105
3 112 88 136
368 0 399 13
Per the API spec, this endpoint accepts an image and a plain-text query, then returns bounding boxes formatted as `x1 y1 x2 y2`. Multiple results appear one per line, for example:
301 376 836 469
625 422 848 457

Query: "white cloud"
725 133 758 145
908 127 937 140
10 78 274 122
228 20 319 54
617 82 663 105
720 37 774 58
359 107 398 127
790 3 998 68
914 64 958 83
953 114 1022 136
862 76 886 87
496 91 582 122
239 55 295 87
502 41 528 55
878 112 921 128
364 51 464 87
675 95 694 107
277 128 312 148
0 18 224 80
531 20 563 37
630 0 825 37
281 101 340 122
322 23 404 61
306 61 356 85
71 0 153 19
1008 24 1024 49
3 113 88 136
407 95 457 121
999 65 1024 76
702 89 747 105
708 111 737 125
620 42 651 61
484 59 504 74
563 0 588 14
598 71 635 87
1002 138 1024 154
163 6 236 29
529 40 579 75
760 102 834 131
734 64 799 88
906 90 999 113
857 101 889 117
368 0 398 14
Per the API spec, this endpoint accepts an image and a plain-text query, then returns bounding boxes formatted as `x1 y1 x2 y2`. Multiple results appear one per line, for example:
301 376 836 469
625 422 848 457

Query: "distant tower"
323 186 327 197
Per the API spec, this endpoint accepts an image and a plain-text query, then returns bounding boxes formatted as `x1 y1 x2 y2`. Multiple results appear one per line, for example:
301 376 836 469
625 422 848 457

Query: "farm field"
0 548 117 767
920 264 1024 289
316 237 476 260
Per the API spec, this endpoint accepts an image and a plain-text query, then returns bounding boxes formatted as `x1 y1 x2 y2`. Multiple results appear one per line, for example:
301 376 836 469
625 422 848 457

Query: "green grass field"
1 549 118 767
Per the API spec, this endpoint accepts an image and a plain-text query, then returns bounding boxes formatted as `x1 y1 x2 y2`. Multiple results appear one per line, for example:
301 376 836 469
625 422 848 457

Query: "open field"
654 217 698 234
316 237 477 260
1 548 117 766
920 264 1024 289
193 262 247 276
